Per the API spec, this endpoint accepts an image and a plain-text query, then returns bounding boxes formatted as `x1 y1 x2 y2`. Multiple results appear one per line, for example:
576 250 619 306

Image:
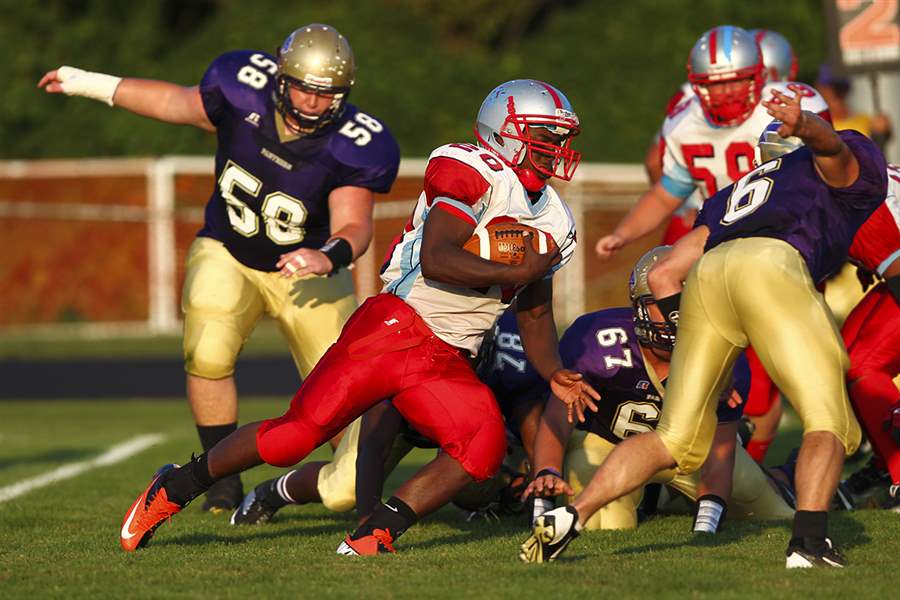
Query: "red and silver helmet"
750 29 798 82
474 79 581 192
687 25 765 127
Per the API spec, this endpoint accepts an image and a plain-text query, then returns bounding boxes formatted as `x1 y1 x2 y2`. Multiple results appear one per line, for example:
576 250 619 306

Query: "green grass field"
2 398 900 599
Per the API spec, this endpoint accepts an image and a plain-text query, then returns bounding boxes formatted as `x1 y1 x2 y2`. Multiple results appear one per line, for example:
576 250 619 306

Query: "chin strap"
514 168 546 193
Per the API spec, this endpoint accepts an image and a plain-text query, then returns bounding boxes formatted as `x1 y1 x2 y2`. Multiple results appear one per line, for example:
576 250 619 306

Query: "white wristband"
57 66 122 107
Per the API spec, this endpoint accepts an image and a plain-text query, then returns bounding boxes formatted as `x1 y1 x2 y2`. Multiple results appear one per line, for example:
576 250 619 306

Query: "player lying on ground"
39 25 400 511
119 79 601 555
521 90 887 568
524 247 793 533
231 307 544 526
838 164 900 509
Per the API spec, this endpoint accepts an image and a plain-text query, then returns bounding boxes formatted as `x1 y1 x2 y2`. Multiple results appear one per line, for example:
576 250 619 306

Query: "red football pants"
256 293 506 482
743 347 780 418
842 284 900 485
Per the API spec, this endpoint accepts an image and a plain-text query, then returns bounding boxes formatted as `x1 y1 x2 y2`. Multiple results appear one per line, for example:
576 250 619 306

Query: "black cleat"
838 458 893 510
230 478 288 525
785 537 846 568
519 506 580 563
201 473 244 513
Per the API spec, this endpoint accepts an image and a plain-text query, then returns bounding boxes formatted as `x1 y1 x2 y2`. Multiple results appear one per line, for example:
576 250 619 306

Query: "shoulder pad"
429 143 513 182
328 105 401 171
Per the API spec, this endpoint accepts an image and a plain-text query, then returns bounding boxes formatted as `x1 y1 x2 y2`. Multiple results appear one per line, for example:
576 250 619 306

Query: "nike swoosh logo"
120 499 142 540
385 504 398 513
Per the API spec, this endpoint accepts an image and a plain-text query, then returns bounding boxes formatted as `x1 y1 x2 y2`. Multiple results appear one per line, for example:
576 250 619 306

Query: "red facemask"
689 67 764 127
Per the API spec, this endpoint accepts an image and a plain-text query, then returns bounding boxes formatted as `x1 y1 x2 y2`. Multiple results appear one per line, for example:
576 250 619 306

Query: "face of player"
286 84 336 120
523 126 572 180
644 302 673 361
700 76 757 123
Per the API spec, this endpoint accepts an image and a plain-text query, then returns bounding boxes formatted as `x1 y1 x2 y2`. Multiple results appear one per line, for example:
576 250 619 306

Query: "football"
463 222 557 265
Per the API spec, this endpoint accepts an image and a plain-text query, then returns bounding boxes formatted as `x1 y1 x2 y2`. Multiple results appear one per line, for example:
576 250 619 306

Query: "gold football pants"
657 238 861 474
182 237 357 379
565 429 794 530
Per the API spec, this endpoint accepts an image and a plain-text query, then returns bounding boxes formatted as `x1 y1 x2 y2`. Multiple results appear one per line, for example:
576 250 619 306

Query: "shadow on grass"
612 513 869 556
154 521 351 548
0 447 96 470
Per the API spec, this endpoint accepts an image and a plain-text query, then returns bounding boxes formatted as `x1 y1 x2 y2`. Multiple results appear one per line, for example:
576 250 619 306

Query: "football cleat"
336 528 397 556
201 473 243 513
120 464 183 552
838 459 893 509
519 506 580 563
230 479 287 526
785 537 846 568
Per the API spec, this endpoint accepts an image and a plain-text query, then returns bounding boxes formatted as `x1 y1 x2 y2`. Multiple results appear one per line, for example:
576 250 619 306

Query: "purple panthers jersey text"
695 130 887 283
197 50 400 271
560 308 747 444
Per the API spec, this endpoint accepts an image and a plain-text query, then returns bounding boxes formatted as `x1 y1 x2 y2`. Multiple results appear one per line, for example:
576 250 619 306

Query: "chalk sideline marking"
0 433 165 503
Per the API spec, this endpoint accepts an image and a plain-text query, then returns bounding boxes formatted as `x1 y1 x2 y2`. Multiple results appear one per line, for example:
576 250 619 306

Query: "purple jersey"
479 309 549 422
560 308 748 444
197 50 400 271
695 131 887 283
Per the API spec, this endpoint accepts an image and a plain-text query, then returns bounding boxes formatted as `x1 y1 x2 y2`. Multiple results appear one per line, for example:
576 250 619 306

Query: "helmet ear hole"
492 132 505 146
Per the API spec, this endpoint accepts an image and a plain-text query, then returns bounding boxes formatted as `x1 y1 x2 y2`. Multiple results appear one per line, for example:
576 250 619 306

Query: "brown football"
462 222 557 265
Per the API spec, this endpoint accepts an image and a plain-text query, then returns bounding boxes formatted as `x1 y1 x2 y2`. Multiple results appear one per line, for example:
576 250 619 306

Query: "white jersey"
380 143 577 355
660 81 829 203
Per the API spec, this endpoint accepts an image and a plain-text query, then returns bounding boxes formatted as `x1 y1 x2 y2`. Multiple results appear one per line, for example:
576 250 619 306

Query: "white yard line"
0 433 165 503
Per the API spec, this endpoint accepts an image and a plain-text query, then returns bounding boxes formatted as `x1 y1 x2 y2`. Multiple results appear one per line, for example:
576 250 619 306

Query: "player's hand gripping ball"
463 223 557 265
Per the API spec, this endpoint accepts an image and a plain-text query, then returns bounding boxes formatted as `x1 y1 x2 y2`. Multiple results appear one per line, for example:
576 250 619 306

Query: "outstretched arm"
762 89 858 188
595 182 683 260
38 67 214 131
522 396 576 499
647 224 709 298
517 280 599 423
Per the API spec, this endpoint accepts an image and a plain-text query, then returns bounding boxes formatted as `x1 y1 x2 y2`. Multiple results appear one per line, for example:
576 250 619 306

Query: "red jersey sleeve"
850 201 900 274
424 156 490 207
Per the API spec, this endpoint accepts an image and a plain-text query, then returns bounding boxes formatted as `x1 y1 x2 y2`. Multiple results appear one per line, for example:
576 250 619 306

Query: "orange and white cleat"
335 528 397 556
120 464 183 552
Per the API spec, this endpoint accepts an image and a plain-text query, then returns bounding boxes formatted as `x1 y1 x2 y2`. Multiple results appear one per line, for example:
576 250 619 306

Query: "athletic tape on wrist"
319 237 353 274
57 66 122 107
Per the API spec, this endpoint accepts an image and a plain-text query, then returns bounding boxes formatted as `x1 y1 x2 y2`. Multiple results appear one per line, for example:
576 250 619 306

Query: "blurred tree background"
3 0 826 161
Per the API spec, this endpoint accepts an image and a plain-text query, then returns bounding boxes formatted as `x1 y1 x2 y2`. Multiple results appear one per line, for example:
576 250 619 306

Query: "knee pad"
184 320 243 379
256 416 323 468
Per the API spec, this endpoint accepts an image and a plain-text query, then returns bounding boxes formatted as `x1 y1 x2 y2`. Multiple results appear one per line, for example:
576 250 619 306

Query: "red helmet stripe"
709 29 718 64
537 81 563 109
754 29 766 44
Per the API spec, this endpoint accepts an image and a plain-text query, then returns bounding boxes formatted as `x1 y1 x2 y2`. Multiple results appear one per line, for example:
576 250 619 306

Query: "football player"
838 165 900 507
38 25 400 511
522 91 887 567
118 79 600 555
618 26 824 465
645 27 799 244
229 307 544 526
523 247 793 533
